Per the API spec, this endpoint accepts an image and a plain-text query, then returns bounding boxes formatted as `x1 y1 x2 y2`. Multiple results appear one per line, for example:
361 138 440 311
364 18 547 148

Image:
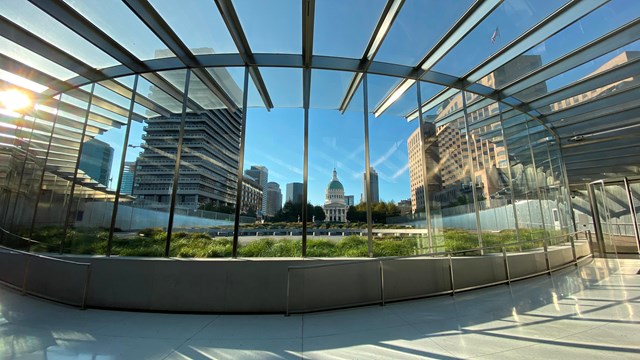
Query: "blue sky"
85 0 640 207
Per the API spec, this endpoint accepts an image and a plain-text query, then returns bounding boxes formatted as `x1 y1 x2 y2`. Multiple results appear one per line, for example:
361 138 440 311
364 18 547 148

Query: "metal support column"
166 70 191 257
416 82 433 252
498 108 520 244
232 67 250 258
460 91 483 252
587 182 606 256
363 74 374 257
107 74 139 256
61 83 95 254
302 68 311 256
623 177 640 254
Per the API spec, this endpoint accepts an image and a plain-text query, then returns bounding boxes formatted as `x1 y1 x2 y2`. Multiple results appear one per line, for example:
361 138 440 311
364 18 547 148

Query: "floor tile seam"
300 322 412 340
158 315 223 360
404 321 459 359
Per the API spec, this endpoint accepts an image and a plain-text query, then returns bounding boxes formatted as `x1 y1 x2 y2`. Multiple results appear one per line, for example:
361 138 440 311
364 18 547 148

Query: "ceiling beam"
214 0 274 109
122 0 239 112
338 0 405 112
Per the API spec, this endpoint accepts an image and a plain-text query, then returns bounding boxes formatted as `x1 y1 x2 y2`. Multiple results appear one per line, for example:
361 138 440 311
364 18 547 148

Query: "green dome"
327 180 344 191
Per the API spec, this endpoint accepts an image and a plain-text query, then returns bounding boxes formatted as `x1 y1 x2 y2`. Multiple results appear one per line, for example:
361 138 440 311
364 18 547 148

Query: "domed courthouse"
323 169 348 222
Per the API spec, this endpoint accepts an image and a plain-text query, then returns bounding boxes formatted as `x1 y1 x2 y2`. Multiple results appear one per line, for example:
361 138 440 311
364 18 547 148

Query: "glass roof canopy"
1 0 639 186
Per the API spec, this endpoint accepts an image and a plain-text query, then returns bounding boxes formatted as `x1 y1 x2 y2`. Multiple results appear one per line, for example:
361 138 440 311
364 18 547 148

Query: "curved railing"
286 230 594 315
0 227 91 308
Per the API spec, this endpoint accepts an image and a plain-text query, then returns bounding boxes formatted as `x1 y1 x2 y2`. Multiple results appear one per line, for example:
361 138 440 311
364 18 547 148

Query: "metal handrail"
286 230 592 315
0 227 91 309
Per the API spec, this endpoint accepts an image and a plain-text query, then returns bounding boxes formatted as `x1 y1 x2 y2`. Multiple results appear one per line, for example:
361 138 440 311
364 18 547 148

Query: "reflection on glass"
63 0 174 60
375 0 474 66
368 75 428 255
232 0 301 54
149 0 238 55
478 0 640 90
313 0 386 59
433 0 565 76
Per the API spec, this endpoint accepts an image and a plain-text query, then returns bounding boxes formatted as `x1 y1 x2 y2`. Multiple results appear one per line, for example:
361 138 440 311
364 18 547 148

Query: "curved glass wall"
0 63 573 258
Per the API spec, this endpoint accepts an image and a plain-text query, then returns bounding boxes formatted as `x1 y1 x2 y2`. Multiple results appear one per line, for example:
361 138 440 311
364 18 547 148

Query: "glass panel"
310 69 354 110
232 0 301 54
0 37 78 80
1 0 118 69
240 108 303 257
149 0 238 55
375 0 474 66
63 0 174 60
426 92 481 252
502 114 543 244
630 181 640 254
313 0 386 59
138 73 184 113
0 106 46 244
515 40 640 105
308 82 366 257
30 93 89 253
259 67 303 108
601 183 637 253
468 102 520 252
477 0 640 90
367 75 427 256
66 79 139 255
433 0 567 76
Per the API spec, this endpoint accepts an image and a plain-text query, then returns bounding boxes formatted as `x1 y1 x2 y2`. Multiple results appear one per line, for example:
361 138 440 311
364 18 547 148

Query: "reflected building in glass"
78 139 114 187
265 182 282 217
362 167 379 204
245 165 269 216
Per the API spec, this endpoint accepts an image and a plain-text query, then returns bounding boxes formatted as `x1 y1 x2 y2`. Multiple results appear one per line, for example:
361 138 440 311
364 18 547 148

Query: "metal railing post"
543 238 551 274
570 232 578 266
285 268 291 316
379 260 385 306
82 265 91 310
502 246 511 285
448 253 455 295
22 255 31 295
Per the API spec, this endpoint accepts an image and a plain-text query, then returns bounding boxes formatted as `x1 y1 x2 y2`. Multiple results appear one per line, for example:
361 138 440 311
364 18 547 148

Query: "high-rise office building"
245 165 268 216
135 110 242 209
286 182 303 204
78 139 114 187
241 176 263 216
407 120 440 213
120 161 136 195
265 182 282 217
344 195 355 207
362 167 379 204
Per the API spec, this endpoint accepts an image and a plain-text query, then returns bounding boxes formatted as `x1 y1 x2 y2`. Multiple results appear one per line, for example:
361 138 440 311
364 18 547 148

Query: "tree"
312 205 326 222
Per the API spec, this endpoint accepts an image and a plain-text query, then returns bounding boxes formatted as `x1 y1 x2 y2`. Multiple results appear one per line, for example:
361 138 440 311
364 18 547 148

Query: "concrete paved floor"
1 258 639 359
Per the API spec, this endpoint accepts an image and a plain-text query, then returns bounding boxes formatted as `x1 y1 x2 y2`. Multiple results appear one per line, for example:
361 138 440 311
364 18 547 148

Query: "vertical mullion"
363 73 373 258
498 108 520 243
461 91 483 252
302 68 311 257
107 74 139 256
232 66 250 258
524 120 548 235
6 112 37 230
165 69 191 257
622 177 640 254
29 96 64 240
416 82 434 252
61 83 95 254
